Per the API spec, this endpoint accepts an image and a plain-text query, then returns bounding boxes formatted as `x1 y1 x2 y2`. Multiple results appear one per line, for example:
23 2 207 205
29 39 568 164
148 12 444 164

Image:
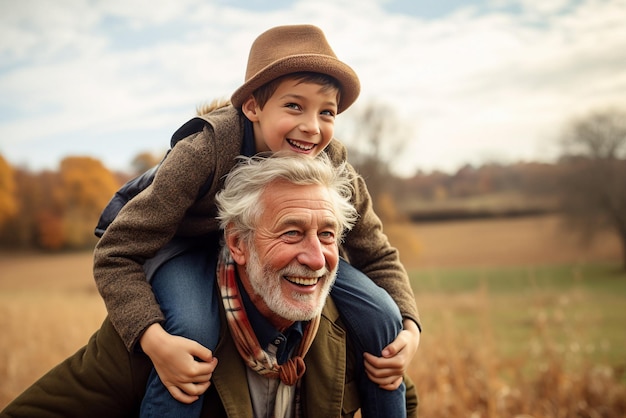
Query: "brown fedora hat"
231 24 360 114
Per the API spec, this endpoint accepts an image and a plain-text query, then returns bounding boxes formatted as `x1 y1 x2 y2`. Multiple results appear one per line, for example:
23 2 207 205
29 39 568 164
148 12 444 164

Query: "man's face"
231 180 340 329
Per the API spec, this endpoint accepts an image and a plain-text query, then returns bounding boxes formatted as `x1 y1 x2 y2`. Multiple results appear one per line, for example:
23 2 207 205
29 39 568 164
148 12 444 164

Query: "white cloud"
0 0 625 175
337 0 626 174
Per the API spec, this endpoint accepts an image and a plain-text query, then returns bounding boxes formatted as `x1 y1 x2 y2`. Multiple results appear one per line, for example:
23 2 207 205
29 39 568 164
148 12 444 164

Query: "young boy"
94 25 421 417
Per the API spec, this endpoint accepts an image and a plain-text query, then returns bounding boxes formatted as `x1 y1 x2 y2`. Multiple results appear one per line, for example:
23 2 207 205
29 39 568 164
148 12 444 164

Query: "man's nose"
297 234 325 271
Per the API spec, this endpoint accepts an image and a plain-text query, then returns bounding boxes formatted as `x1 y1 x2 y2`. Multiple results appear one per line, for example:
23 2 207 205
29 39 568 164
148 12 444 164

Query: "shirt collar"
241 117 256 156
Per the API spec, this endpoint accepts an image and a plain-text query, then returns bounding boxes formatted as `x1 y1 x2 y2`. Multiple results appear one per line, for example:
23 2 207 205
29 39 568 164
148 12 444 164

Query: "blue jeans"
140 250 405 418
332 259 406 418
140 245 219 418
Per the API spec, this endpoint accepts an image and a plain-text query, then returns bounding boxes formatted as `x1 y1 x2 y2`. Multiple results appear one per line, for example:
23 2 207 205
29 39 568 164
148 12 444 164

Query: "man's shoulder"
321 294 341 323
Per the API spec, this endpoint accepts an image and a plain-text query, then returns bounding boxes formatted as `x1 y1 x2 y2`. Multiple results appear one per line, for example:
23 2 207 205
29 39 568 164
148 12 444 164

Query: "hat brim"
231 54 360 114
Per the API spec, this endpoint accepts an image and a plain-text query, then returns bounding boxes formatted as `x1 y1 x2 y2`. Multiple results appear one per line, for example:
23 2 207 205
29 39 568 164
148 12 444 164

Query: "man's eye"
319 231 336 242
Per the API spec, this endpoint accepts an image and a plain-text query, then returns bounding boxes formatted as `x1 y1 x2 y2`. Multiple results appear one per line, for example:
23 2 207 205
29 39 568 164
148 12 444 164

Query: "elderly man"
1 153 418 418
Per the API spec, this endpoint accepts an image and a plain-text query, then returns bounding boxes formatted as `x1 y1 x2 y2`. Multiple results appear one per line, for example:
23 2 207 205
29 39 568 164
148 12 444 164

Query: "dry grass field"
0 251 107 409
388 214 623 270
1 214 625 416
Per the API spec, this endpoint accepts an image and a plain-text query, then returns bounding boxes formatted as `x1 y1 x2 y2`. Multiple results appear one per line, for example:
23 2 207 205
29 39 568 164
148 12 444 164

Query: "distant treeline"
0 152 618 249
0 155 131 250
406 206 555 223
356 160 565 223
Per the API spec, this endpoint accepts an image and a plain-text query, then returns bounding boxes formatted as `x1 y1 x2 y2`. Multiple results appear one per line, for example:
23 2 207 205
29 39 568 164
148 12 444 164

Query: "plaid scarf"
217 248 321 416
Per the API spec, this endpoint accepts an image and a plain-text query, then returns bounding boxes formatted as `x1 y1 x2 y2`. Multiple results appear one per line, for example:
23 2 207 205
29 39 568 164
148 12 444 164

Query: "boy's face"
242 78 339 157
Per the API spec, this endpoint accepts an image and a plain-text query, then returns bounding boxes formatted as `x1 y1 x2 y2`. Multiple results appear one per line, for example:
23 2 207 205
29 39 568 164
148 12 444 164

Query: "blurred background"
1 1 625 416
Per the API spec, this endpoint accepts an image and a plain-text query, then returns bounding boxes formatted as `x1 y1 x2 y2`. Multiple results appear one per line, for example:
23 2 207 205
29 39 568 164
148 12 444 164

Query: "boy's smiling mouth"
287 138 316 152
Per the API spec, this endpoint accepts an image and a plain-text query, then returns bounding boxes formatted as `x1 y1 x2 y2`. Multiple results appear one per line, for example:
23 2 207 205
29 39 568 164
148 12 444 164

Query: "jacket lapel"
302 297 348 417
212 298 255 418
212 288 350 417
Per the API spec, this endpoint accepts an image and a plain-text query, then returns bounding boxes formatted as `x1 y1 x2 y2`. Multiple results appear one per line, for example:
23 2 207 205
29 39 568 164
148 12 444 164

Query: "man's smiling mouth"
285 276 319 286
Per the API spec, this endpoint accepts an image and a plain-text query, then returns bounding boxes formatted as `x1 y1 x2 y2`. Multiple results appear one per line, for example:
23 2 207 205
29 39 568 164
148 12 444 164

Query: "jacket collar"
212 296 348 417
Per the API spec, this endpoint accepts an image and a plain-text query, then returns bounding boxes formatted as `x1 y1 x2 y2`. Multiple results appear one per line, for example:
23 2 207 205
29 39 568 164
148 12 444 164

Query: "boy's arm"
363 318 420 388
139 323 217 402
342 169 421 327
93 133 216 351
325 140 420 327
343 170 422 386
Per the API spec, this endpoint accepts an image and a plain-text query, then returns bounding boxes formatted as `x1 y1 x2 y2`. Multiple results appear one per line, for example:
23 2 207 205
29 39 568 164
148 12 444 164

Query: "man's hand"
363 319 420 390
140 323 218 403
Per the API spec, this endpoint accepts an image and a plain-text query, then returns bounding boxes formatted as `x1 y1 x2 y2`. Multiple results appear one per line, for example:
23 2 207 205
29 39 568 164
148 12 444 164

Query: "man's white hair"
215 152 358 242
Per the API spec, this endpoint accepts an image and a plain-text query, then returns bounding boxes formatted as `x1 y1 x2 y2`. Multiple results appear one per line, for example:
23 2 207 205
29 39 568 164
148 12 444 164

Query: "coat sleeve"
93 129 217 351
326 141 421 329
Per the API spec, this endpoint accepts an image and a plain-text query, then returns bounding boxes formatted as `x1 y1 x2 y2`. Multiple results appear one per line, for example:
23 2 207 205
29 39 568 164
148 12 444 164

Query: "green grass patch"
409 262 626 377
410 262 626 294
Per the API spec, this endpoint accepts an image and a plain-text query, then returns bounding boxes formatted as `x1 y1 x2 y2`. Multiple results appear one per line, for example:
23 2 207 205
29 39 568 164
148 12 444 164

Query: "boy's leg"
330 258 406 418
140 245 220 418
0 318 151 418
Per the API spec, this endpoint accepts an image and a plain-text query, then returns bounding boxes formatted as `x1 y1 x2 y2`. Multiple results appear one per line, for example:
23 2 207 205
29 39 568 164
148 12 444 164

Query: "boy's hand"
363 319 420 390
140 323 218 403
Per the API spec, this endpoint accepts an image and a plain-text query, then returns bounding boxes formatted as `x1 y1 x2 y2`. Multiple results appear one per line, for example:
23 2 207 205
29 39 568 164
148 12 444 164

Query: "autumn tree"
0 167 64 249
0 155 123 250
34 170 65 249
557 107 626 270
131 151 164 176
0 154 18 227
340 101 410 221
57 156 120 249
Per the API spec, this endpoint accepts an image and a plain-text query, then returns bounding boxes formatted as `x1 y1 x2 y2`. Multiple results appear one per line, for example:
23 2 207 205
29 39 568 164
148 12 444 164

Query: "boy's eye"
285 103 301 111
321 109 336 118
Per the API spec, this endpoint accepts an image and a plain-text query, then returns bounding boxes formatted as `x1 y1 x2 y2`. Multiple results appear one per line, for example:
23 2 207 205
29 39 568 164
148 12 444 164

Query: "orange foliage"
0 155 122 250
375 192 399 223
36 210 65 250
0 154 18 227
57 157 120 248
58 156 120 212
131 151 163 175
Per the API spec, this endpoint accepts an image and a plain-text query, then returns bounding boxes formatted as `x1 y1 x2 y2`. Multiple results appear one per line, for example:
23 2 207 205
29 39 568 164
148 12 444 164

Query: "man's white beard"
245 245 337 322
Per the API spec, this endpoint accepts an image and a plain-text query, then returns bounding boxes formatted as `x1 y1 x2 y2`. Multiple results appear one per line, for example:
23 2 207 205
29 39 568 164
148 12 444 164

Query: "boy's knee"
165 317 220 348
365 286 403 330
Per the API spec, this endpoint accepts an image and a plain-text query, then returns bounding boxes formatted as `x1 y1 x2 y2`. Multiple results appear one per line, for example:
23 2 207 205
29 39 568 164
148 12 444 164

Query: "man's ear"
241 96 260 122
225 230 247 265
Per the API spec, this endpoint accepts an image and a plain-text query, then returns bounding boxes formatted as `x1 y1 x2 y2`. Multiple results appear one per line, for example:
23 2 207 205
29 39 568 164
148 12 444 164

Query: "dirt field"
0 251 106 407
0 214 623 413
388 214 622 269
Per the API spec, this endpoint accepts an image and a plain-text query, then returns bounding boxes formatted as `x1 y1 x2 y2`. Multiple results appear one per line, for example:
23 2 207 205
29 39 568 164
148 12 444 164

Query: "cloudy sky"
1 0 624 176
